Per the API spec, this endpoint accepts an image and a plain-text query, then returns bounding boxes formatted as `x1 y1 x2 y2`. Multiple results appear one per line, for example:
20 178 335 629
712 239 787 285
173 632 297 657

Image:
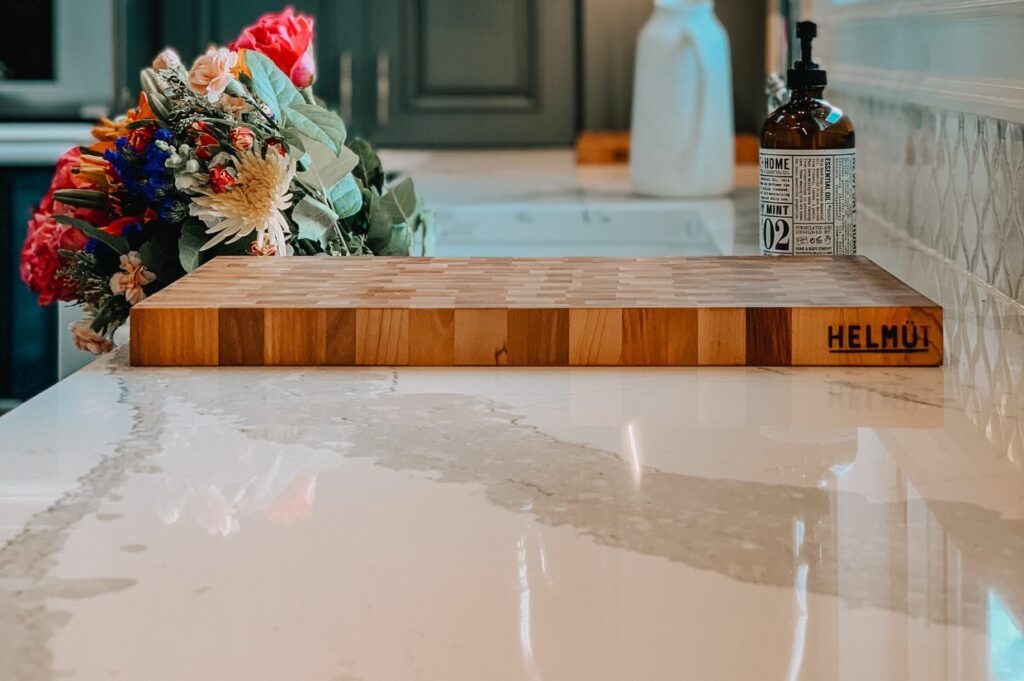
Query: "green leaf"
296 138 362 218
364 189 394 252
381 178 419 226
53 189 109 210
54 215 128 254
243 51 302 121
292 194 339 247
139 68 172 122
178 219 207 272
328 174 363 219
279 127 307 153
284 103 347 154
347 138 385 192
139 238 182 284
209 234 256 257
379 223 412 256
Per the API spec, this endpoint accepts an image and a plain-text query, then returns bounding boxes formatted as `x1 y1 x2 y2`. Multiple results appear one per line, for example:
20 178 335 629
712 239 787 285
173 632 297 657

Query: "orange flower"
109 251 157 305
89 93 156 153
70 322 113 355
73 154 115 193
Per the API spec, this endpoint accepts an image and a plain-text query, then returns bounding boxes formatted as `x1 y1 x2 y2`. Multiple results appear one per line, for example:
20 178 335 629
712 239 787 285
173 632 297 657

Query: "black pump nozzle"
788 20 827 90
797 21 817 66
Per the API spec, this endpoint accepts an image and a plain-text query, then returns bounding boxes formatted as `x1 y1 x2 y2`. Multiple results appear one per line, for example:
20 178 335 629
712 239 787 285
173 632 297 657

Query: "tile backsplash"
838 93 1024 303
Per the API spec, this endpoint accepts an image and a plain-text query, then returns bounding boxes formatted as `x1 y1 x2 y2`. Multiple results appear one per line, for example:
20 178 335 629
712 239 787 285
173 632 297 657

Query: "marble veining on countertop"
2 151 1023 680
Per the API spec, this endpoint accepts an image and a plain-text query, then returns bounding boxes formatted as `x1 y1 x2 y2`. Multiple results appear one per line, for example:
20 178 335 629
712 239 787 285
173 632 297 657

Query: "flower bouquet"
20 7 425 354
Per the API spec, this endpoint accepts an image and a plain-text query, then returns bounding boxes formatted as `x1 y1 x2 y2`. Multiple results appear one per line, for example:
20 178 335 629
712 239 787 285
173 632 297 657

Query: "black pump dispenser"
787 21 827 90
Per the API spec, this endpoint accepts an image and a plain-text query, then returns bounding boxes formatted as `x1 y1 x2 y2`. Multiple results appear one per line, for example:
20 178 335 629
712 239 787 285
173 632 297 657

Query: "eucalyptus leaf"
54 215 128 254
242 51 303 120
302 138 359 187
327 174 363 219
379 223 412 256
292 195 339 247
364 190 394 252
296 138 362 218
279 127 307 153
347 138 384 192
284 103 347 154
381 178 419 226
178 219 207 272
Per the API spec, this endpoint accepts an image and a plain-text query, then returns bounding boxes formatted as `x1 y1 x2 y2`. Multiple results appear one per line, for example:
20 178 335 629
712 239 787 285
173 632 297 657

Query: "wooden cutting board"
130 256 943 367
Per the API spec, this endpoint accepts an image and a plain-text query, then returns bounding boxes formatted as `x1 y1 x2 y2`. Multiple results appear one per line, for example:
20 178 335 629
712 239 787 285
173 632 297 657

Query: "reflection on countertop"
1 151 1023 681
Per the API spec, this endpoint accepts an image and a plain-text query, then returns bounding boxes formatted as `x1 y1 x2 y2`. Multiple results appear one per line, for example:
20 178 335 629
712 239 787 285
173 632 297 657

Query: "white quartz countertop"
2 151 1023 681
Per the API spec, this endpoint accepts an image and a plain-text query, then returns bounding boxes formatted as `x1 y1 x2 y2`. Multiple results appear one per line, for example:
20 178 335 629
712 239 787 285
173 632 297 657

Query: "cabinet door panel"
371 0 575 146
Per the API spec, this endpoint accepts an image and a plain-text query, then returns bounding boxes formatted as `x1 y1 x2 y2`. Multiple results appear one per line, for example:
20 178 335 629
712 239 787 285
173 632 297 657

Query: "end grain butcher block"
129 256 943 367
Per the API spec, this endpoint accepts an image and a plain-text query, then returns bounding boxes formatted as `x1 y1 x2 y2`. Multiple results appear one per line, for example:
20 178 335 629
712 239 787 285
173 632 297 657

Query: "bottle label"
759 148 856 255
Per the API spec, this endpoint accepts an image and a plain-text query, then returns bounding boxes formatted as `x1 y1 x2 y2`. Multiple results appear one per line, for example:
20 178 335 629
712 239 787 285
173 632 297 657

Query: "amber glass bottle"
759 22 855 255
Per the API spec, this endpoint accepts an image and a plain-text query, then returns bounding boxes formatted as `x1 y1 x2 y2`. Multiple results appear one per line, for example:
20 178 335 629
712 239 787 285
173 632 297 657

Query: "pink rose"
230 6 316 88
188 47 239 103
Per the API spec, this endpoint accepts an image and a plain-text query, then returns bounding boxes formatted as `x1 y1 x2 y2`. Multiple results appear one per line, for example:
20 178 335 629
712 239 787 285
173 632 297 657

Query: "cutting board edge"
129 303 944 368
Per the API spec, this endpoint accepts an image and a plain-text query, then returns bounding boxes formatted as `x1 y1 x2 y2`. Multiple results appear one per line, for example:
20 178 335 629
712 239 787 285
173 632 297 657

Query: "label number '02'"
763 218 791 252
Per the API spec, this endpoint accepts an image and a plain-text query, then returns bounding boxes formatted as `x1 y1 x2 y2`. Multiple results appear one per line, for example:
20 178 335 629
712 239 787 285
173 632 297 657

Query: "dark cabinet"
154 0 577 146
0 169 58 404
368 0 576 145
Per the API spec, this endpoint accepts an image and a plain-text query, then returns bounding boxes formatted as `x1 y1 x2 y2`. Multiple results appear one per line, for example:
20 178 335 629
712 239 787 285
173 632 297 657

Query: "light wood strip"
621 309 697 366
130 307 218 366
409 309 455 366
454 310 509 366
569 309 622 365
356 309 409 366
697 308 746 366
265 308 326 365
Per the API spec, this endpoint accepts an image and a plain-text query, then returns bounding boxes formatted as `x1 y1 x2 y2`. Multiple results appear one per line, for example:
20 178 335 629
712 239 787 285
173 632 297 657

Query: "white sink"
424 200 739 257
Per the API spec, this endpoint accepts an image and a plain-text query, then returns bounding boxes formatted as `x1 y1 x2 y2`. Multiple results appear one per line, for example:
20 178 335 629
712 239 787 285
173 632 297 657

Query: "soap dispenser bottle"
631 0 734 197
759 21 855 255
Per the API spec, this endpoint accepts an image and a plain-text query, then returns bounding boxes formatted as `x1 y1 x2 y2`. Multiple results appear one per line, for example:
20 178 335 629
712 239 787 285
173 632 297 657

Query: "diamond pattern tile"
838 94 1024 302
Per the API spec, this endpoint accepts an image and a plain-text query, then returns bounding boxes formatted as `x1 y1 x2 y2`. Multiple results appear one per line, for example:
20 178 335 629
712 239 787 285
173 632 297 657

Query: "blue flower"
158 197 187 223
154 128 174 143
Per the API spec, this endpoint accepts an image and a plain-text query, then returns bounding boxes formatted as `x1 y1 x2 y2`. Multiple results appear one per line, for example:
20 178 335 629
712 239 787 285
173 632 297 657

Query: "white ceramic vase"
630 0 735 197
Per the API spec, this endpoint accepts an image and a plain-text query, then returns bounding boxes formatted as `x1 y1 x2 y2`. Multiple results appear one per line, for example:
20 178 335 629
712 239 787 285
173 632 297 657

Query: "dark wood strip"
218 308 265 366
324 309 357 365
507 309 569 366
746 308 792 366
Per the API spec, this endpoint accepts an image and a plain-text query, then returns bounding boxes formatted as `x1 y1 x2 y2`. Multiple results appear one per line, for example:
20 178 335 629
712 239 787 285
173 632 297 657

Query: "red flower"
21 147 107 306
230 6 316 88
208 166 237 194
102 216 142 236
264 138 286 157
189 121 220 160
229 126 255 152
127 124 155 153
20 212 89 306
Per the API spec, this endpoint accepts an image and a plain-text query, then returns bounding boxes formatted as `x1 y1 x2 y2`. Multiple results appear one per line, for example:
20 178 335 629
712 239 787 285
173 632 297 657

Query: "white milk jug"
630 0 734 197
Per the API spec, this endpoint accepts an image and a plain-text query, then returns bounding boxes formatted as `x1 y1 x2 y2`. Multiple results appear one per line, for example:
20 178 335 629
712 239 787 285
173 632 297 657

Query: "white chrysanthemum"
192 149 296 254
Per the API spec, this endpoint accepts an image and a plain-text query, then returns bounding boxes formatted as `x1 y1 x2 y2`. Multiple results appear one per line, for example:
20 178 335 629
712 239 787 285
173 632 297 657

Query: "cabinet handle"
339 51 353 124
376 52 391 128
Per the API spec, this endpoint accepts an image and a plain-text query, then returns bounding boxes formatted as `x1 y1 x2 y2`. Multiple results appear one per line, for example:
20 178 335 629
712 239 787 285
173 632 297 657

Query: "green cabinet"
153 0 577 146
368 0 576 146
